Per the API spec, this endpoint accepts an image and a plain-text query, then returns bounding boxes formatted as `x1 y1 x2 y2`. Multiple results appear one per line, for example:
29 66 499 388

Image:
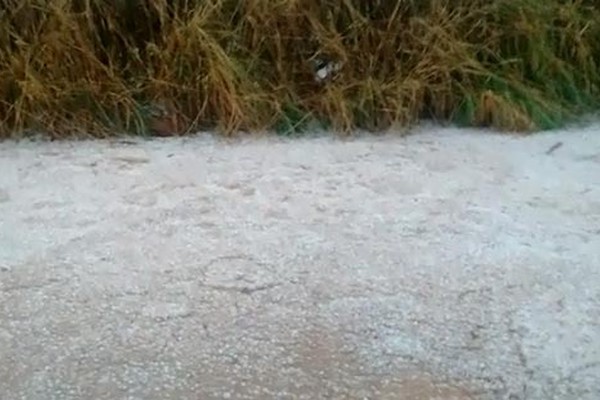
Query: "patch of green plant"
1 0 599 138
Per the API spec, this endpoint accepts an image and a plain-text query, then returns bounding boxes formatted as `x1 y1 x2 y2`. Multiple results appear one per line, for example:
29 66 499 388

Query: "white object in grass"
314 60 342 83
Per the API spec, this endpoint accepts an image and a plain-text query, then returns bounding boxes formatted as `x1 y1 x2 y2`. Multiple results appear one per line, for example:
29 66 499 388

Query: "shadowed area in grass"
1 0 599 138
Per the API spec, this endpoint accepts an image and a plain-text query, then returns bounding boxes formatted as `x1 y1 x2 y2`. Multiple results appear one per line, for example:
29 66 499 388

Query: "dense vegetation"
1 0 599 138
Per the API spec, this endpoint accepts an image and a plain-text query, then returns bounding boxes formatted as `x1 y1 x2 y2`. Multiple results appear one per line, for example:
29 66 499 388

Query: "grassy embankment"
1 0 599 138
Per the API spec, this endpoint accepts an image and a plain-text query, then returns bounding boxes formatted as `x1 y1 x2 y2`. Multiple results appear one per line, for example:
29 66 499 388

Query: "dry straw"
1 0 599 138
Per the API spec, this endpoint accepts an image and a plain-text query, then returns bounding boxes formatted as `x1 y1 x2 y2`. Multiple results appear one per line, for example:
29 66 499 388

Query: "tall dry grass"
1 0 599 138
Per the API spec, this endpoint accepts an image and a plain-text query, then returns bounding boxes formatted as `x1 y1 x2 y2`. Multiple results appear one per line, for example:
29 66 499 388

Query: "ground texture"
0 125 599 400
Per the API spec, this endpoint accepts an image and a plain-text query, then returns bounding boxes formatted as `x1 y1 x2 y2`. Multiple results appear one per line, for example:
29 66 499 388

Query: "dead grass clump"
1 0 599 138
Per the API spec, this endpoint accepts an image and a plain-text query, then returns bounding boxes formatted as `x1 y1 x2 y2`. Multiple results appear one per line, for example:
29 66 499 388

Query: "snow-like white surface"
0 125 599 399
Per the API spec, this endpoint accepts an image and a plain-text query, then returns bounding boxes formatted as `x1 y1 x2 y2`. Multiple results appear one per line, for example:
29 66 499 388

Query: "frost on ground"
0 124 599 400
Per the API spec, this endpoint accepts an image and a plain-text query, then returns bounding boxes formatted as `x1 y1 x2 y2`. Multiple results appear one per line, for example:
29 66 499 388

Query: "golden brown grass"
1 0 599 138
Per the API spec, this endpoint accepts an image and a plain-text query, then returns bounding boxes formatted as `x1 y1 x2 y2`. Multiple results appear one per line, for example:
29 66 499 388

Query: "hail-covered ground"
1 123 599 400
